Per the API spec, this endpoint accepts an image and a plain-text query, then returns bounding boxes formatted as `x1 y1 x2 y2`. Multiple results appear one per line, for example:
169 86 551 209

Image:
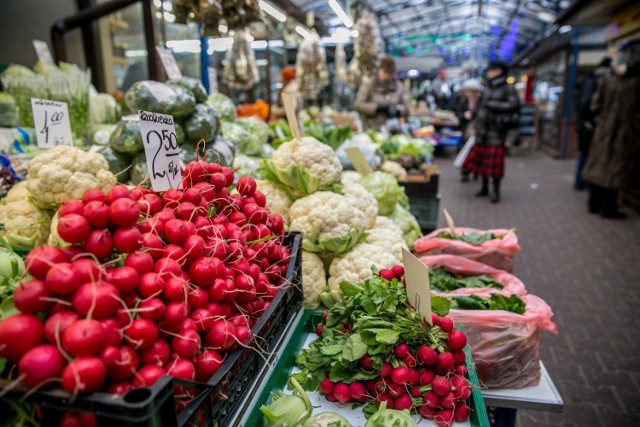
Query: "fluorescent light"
558 25 572 34
218 24 228 33
296 25 312 39
259 0 286 23
537 11 555 22
162 1 172 11
208 38 234 52
269 40 285 48
167 39 200 53
328 0 353 28
351 29 359 38
407 69 420 78
163 12 175 22
252 40 268 49
153 0 162 8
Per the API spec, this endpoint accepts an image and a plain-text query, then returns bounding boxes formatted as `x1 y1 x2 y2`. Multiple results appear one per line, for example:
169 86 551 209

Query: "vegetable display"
436 231 498 245
358 171 409 216
429 267 503 292
125 81 196 120
376 134 435 171
207 92 237 122
110 116 144 155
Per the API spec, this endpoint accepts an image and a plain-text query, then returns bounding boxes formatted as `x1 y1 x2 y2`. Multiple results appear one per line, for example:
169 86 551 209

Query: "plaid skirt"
462 144 505 179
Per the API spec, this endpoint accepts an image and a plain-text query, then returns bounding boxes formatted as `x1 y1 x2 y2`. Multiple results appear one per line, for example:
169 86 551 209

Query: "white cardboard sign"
33 40 54 64
156 46 182 80
138 110 183 191
402 248 432 325
207 66 218 94
31 98 73 149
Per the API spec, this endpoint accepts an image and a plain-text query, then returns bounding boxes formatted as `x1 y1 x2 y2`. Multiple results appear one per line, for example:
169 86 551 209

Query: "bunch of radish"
0 159 291 423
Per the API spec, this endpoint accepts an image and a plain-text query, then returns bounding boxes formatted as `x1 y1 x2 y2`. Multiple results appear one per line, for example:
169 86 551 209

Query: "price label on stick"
282 93 301 140
401 248 432 325
345 147 374 175
33 40 54 64
31 98 73 149
138 110 183 191
156 46 182 80
443 208 456 236
207 66 218 94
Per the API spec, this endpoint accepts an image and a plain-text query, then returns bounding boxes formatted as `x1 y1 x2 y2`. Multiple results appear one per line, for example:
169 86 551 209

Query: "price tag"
156 46 182 80
138 110 183 191
33 40 54 64
31 98 73 149
207 66 218 94
345 147 374 175
282 93 301 140
402 248 432 325
443 209 456 236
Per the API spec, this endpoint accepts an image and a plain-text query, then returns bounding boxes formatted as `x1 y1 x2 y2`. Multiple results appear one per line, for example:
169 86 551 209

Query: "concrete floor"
433 147 640 426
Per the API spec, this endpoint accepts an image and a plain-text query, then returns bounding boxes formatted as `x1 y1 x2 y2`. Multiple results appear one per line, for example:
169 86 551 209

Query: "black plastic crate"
399 173 439 198
0 232 303 427
410 194 441 233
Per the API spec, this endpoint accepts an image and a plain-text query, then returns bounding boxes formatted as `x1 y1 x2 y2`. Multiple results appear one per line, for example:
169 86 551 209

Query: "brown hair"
380 56 396 73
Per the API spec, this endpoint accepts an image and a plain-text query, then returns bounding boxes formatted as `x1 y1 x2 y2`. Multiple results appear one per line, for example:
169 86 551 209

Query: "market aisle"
435 148 640 427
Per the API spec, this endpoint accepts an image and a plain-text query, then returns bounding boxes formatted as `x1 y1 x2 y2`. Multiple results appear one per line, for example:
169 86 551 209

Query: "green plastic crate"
409 194 440 233
240 310 489 427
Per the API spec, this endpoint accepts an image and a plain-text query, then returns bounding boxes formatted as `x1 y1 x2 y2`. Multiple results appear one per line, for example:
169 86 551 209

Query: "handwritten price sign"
31 98 73 149
138 110 183 191
156 46 182 80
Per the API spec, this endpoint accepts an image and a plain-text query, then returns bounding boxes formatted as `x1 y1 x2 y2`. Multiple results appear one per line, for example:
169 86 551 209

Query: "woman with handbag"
465 60 520 203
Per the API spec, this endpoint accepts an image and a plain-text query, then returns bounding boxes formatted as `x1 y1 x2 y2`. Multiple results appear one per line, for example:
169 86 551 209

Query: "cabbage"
0 93 18 127
207 92 236 121
233 153 260 177
364 402 417 427
236 117 269 155
386 204 422 247
2 65 35 78
358 171 409 215
168 77 207 103
183 103 220 143
90 125 117 146
260 377 313 427
90 93 120 124
302 413 352 427
221 121 249 151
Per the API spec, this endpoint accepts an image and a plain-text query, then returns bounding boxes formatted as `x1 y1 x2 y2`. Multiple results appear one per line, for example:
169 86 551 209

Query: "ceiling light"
163 12 175 22
537 11 555 23
153 0 162 8
162 1 172 11
218 24 228 33
407 69 420 78
328 0 353 28
296 25 313 40
259 1 286 23
351 29 359 37
558 25 572 34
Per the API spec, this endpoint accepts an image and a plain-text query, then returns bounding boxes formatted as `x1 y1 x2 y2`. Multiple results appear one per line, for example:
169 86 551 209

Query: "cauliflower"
260 137 342 198
26 146 117 210
0 200 51 250
380 160 407 180
47 212 68 247
366 216 407 260
2 181 29 205
289 191 368 257
328 243 400 293
340 182 378 229
256 179 292 223
301 250 327 309
387 204 423 247
341 170 362 186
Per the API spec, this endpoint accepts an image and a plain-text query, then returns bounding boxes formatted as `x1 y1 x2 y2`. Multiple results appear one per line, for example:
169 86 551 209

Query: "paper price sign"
207 66 218 93
443 209 456 236
345 147 374 175
138 110 183 192
33 40 54 64
31 98 73 149
401 248 432 324
156 46 182 80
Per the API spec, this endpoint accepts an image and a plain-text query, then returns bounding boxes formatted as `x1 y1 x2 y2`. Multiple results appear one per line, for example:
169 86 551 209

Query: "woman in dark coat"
583 39 640 219
463 60 520 203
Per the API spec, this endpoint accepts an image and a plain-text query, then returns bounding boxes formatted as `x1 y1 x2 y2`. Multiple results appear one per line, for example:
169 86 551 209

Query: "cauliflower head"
301 250 327 309
2 181 29 205
328 243 400 293
0 200 51 250
260 137 342 198
341 182 378 229
380 160 408 180
341 170 362 186
366 216 407 261
47 212 68 247
256 179 292 223
26 146 117 210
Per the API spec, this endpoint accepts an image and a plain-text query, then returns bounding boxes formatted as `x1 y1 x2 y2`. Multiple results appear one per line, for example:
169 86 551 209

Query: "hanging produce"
348 10 382 87
173 0 261 34
223 29 260 90
335 43 347 82
296 30 329 101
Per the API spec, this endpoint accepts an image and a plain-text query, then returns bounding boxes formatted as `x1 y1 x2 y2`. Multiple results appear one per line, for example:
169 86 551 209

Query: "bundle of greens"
429 267 503 292
451 294 526 314
436 231 497 245
304 122 353 151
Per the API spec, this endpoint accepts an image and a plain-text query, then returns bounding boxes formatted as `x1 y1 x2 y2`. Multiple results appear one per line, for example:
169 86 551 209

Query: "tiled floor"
433 147 640 426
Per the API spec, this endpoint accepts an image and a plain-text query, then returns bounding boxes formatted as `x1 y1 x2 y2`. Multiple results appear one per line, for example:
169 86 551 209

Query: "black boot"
491 178 501 203
476 178 489 197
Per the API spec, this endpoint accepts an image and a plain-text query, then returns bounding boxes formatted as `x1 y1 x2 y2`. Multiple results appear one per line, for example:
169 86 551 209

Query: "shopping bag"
453 135 475 168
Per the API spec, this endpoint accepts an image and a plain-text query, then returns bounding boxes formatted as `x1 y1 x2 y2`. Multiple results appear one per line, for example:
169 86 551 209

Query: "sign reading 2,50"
145 129 180 186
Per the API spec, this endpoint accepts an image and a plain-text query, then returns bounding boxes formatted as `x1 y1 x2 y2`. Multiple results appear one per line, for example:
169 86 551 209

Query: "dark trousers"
588 184 619 216
575 129 592 189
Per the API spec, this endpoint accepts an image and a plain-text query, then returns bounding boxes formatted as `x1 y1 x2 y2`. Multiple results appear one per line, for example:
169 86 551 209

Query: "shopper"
574 57 612 190
354 56 410 131
583 40 640 219
271 66 301 119
465 60 520 203
456 79 481 182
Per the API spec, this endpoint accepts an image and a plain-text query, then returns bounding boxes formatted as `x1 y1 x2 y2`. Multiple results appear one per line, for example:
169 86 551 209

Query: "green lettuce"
358 172 409 215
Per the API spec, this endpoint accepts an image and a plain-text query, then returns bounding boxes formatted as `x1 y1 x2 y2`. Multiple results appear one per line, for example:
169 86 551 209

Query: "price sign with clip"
31 98 73 149
156 46 182 80
402 248 433 325
32 40 54 64
138 110 183 191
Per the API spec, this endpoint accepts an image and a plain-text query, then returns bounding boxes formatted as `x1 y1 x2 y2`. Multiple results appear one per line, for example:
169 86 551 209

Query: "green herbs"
437 231 496 244
304 122 353 151
429 267 503 292
451 294 526 314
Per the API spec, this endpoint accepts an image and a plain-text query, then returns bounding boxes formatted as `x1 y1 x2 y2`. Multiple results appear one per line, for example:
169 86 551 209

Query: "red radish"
132 365 165 387
80 413 97 427
155 258 183 282
235 326 252 345
61 357 106 395
419 404 438 419
25 246 68 280
100 346 138 381
138 193 163 216
236 176 256 196
125 252 154 274
62 319 105 357
266 214 284 234
221 167 234 186
394 394 412 410
439 316 454 333
167 358 195 380
106 185 133 204
209 172 226 189
109 198 140 227
320 378 334 395
138 298 166 322
391 366 410 385
0 314 44 361
45 263 82 295
139 217 164 235
419 370 435 386
82 189 106 204
71 258 101 283
387 382 406 398
164 302 188 325
435 409 454 427
140 339 171 367
333 382 350 403
72 282 120 319
113 227 142 254
417 346 438 365
57 214 91 244
18 344 66 387
14 279 51 313
408 368 420 385
140 233 164 259
424 391 440 408
377 394 394 408
190 308 213 332
315 324 323 336
410 385 421 397
436 352 455 374
61 245 83 261
193 350 223 382
172 328 201 359
452 350 466 366
447 329 467 351
163 219 189 244
175 202 198 221
60 412 83 427
105 266 139 294
441 391 457 409
379 269 395 281
84 229 114 259
188 287 209 309
252 190 266 207
454 403 471 422
379 362 393 377
138 272 166 298
183 187 203 205
162 244 186 265
431 313 440 326
403 354 418 368
83 201 111 228
359 354 374 371
206 319 236 350
162 189 184 208
432 376 452 397
189 257 223 287
391 265 405 277
107 381 133 395
183 235 206 260
124 319 158 350
44 311 79 344
58 199 84 217
100 319 121 347
456 365 468 377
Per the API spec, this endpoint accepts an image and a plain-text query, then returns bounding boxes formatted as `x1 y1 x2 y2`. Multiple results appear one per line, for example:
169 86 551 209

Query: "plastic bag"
89 93 120 125
183 103 220 143
418 254 526 297
449 294 557 389
414 227 520 272
125 81 196 119
207 92 236 121
335 133 378 171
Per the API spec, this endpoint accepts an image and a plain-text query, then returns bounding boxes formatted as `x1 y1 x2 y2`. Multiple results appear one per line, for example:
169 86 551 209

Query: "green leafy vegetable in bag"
451 294 526 314
183 103 220 143
110 116 143 155
437 231 497 244
429 267 503 292
207 92 236 121
169 76 207 103
125 81 195 119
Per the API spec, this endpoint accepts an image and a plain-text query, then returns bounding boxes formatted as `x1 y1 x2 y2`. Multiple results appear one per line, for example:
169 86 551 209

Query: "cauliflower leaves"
0 200 51 250
301 250 327 309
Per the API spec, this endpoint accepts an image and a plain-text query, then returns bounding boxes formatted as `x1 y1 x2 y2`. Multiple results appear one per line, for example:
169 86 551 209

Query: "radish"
436 351 454 374
100 345 139 381
154 258 183 282
432 376 451 397
164 219 190 244
452 350 466 366
45 263 82 295
209 279 227 302
138 272 166 298
139 217 164 235
58 199 84 217
333 382 350 403
61 356 106 395
439 316 454 334
167 358 195 380
138 298 166 322
113 227 142 254
419 370 435 386
162 189 184 207
454 402 471 422
424 390 440 408
184 161 209 184
417 345 438 365
403 354 418 368
133 365 166 387
72 258 101 284
206 319 236 350
61 245 83 261
82 189 106 204
106 381 133 395
408 368 420 385
434 409 454 427
359 354 374 371
188 287 209 308
162 244 186 265
419 404 437 419
164 302 188 325
172 328 201 359
84 229 114 259
320 378 334 395
266 214 284 235
447 329 467 351
0 314 44 361
100 319 121 347
189 257 223 287
190 308 214 332
410 385 421 397
14 279 52 313
57 214 91 244
391 366 410 385
391 265 405 278
25 246 68 279
44 311 79 344
138 193 163 216
72 282 120 319
62 319 106 357
441 391 457 409
394 394 412 410
252 190 266 207
83 201 111 228
140 233 164 259
378 362 393 377
183 235 206 260
379 269 395 281
183 187 203 205
234 326 252 345
106 185 133 204
140 339 171 367
209 172 226 189
193 350 223 382
105 266 139 293
124 319 158 350
221 167 234 186
349 382 368 402
236 176 256 196
456 365 468 377
431 313 440 326
60 412 83 427
387 382 406 398
175 202 198 221
376 394 394 408
18 344 66 387
125 252 154 274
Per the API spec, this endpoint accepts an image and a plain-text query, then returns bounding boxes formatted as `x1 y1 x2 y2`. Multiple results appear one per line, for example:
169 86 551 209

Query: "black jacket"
474 76 520 146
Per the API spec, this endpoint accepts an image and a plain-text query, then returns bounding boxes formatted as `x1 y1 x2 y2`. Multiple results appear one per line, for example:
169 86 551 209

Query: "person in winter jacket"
354 56 410 131
271 66 302 119
583 39 640 219
574 57 611 190
463 60 520 203
456 79 482 182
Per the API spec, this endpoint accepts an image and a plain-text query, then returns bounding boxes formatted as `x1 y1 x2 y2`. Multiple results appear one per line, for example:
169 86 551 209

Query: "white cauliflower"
47 212 68 247
366 216 407 260
256 179 292 222
0 200 51 250
341 182 378 228
341 171 362 186
328 243 400 293
2 182 29 205
381 160 408 180
301 250 327 309
26 145 117 210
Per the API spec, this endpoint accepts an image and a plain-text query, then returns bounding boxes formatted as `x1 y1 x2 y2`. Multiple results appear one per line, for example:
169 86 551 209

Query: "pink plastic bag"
413 227 520 272
449 294 557 389
419 254 526 297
